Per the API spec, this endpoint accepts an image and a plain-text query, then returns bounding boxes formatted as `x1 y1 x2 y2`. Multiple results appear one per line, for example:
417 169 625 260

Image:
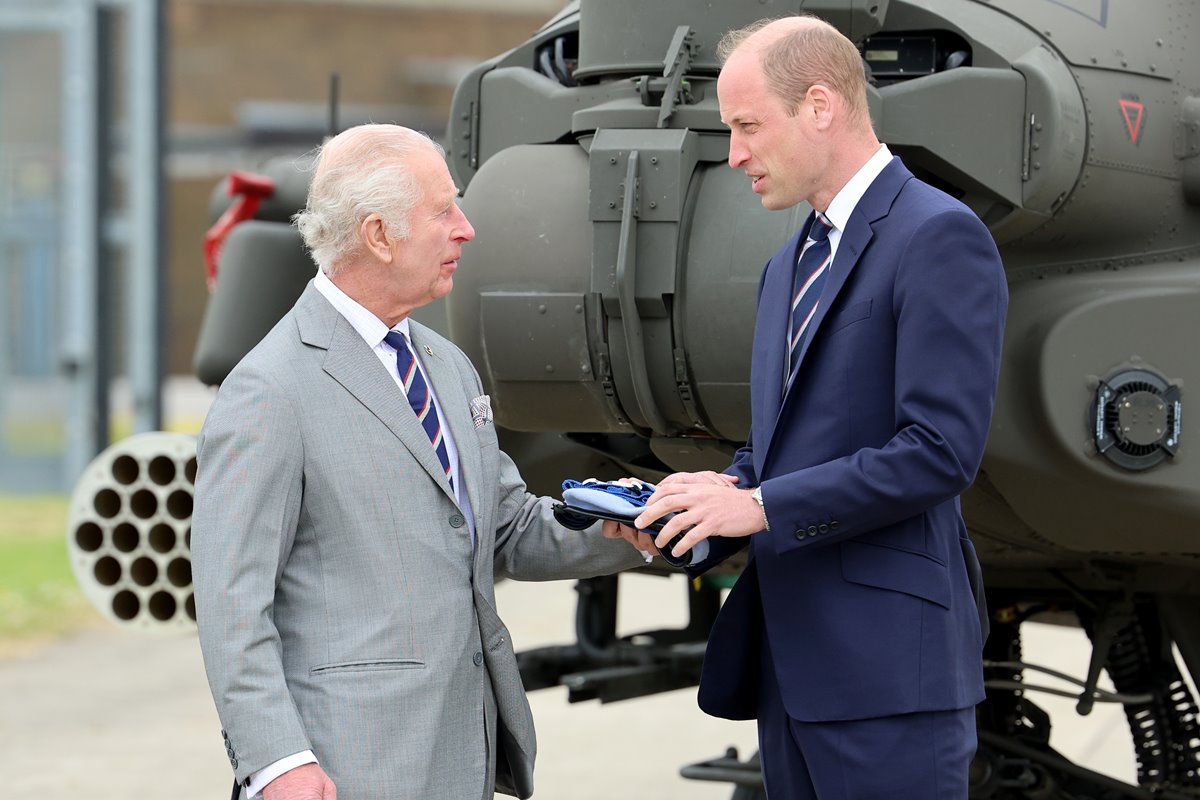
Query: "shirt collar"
821 144 893 233
313 268 410 347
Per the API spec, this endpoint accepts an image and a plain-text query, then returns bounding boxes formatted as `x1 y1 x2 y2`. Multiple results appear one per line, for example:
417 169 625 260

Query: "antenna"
327 72 340 139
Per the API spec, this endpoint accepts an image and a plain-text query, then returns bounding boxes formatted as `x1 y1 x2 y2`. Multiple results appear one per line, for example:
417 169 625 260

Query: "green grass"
0 494 100 645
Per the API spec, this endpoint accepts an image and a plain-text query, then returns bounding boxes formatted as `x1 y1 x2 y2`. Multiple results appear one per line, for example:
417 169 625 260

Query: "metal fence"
0 0 163 493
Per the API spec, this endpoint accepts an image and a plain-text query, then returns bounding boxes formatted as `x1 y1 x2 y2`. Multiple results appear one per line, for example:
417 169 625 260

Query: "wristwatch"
751 486 770 531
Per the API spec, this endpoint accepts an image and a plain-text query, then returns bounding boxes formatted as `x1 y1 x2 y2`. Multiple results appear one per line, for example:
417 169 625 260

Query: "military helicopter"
66 0 1200 797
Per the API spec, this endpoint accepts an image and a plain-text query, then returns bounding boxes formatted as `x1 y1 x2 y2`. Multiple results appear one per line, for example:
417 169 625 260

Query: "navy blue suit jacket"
692 157 1007 723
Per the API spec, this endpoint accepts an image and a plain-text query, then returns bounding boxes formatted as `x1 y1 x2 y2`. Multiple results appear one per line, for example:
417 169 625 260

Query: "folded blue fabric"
558 478 708 565
561 478 655 518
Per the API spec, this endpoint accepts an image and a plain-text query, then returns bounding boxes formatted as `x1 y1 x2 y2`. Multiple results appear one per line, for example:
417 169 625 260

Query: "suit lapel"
296 286 457 503
767 158 912 450
755 218 821 460
754 226 807 451
782 158 910 397
786 210 874 380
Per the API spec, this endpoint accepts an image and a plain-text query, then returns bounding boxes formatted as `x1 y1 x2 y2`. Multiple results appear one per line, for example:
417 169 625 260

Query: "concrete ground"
1 571 1139 799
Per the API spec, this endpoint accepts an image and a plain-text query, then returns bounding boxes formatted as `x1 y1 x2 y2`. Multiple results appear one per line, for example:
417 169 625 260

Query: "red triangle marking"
1119 99 1144 143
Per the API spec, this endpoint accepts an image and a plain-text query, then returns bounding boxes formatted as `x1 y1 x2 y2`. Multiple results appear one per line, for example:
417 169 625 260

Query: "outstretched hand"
602 519 657 556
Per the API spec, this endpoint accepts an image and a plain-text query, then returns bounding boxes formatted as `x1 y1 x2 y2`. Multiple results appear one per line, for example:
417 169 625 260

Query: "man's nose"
453 203 476 242
727 134 749 169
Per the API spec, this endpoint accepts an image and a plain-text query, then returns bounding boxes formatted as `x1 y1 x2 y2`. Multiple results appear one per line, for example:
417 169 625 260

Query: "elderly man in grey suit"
191 123 650 800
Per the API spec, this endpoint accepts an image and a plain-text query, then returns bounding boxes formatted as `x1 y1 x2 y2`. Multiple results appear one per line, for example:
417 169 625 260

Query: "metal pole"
127 0 165 432
94 3 115 454
61 0 102 485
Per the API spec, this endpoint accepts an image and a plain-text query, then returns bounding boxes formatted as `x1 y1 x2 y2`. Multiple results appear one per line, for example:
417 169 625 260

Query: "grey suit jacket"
192 283 645 799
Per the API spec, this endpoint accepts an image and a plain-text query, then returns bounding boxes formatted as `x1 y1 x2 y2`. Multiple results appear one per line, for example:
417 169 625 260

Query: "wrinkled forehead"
418 151 458 197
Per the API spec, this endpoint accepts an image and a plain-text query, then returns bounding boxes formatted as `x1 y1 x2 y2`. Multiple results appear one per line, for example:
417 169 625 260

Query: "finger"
656 470 707 488
636 530 656 551
325 777 337 799
671 525 711 558
619 526 642 547
606 524 642 550
653 513 691 549
600 520 621 539
634 503 662 529
644 482 688 505
635 492 691 528
654 472 687 488
719 474 740 485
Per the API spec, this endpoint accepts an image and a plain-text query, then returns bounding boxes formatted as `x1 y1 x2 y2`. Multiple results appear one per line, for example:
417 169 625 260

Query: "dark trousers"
756 640 976 799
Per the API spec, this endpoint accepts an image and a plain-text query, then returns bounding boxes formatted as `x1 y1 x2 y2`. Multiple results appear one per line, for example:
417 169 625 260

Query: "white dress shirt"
818 143 893 263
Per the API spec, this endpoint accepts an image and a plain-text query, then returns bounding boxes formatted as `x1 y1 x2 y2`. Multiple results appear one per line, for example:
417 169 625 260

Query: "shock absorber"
1098 602 1200 791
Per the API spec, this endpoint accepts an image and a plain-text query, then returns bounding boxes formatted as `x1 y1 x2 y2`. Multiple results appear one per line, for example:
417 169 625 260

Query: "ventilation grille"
1091 369 1181 472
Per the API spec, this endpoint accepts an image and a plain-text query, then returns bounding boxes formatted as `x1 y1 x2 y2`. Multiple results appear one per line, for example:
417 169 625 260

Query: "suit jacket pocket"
841 539 950 609
310 658 425 675
475 425 499 452
823 298 872 334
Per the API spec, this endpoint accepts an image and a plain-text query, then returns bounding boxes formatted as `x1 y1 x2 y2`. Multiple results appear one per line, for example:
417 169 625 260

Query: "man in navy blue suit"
631 15 1007 799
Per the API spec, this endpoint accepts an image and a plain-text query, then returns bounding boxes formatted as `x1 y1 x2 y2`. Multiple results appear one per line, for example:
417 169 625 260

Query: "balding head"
718 15 871 129
294 124 444 275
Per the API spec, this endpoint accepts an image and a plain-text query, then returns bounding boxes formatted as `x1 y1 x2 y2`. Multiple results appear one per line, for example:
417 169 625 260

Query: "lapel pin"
424 345 433 356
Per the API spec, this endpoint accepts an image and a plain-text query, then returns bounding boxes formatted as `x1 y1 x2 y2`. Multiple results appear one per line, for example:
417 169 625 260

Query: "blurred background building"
0 0 566 492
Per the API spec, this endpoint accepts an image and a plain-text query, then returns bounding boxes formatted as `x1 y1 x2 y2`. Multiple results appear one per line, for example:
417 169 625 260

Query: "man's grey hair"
293 124 444 276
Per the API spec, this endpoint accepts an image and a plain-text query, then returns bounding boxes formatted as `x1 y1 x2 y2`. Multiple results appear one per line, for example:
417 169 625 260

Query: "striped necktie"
384 331 453 487
786 213 833 389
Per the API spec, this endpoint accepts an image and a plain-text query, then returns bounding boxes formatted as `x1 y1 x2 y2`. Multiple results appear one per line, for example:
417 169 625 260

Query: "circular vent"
1090 368 1182 471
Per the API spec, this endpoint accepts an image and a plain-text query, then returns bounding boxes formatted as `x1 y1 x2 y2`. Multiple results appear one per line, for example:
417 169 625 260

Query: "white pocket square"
470 394 493 429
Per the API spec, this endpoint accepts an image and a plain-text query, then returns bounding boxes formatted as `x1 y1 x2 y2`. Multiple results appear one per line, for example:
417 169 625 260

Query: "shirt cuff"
690 539 710 563
245 751 318 798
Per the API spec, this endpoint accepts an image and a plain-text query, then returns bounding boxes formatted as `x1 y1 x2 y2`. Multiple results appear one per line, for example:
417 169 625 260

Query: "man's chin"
759 192 803 212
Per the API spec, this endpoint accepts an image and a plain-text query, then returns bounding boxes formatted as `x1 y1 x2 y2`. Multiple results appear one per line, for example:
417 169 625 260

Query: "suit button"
807 525 818 536
473 651 484 666
231 757 238 769
818 523 828 533
221 729 229 742
450 513 466 528
830 520 839 530
794 530 805 541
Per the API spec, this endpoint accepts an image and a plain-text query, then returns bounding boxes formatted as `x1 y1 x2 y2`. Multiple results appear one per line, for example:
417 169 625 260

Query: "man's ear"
806 84 835 130
360 213 393 263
